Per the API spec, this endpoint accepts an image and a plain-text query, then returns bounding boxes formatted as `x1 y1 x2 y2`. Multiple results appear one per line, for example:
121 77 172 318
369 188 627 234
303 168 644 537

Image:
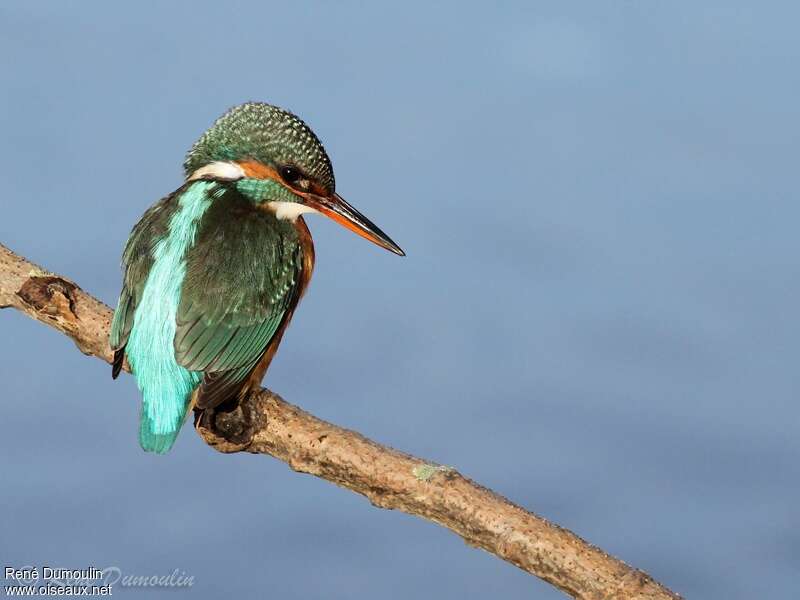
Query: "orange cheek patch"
236 159 321 206
236 160 281 181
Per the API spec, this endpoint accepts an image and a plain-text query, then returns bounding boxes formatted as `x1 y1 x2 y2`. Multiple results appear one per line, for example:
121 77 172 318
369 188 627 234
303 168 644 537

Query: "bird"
109 102 404 454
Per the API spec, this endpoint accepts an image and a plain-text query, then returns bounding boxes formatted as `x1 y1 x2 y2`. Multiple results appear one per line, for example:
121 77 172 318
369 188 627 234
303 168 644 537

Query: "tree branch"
0 242 680 600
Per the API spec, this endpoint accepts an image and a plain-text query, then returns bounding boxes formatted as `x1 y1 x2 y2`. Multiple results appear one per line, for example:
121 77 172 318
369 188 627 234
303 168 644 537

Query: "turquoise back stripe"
126 182 213 453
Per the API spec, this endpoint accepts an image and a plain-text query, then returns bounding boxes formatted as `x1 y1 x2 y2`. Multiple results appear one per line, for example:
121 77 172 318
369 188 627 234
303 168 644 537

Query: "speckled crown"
184 102 335 191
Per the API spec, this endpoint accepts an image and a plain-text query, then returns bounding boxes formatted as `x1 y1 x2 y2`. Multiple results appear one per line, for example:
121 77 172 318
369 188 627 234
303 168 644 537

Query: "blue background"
1 2 797 598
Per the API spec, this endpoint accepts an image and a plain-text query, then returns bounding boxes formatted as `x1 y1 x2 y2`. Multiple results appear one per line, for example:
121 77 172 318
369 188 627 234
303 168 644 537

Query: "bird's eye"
280 165 301 184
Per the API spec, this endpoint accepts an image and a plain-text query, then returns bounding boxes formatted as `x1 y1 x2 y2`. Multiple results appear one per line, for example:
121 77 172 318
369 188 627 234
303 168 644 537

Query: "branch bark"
0 242 680 600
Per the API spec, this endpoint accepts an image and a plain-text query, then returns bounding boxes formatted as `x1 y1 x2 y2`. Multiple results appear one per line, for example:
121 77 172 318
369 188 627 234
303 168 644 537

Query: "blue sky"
1 2 798 598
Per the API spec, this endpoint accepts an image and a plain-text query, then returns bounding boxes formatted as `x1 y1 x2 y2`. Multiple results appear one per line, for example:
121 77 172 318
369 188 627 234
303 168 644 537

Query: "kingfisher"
109 102 404 453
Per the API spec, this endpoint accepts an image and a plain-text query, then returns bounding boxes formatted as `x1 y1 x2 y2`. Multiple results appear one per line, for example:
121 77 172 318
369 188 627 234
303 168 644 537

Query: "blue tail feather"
139 418 181 454
137 389 194 453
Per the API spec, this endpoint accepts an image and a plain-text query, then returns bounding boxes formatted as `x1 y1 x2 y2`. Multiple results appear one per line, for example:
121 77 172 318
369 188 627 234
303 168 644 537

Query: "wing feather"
173 184 305 408
109 193 179 377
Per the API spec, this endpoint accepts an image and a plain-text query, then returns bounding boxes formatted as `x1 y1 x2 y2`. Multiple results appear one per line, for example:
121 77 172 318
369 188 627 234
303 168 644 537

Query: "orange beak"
305 192 405 256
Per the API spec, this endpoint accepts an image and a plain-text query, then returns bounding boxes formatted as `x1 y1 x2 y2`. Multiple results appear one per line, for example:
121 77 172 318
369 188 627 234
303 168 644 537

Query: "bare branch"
0 242 680 600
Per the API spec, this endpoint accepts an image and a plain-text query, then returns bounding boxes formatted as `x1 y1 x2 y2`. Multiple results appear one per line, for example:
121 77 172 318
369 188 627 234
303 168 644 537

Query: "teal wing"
109 193 178 378
174 186 305 409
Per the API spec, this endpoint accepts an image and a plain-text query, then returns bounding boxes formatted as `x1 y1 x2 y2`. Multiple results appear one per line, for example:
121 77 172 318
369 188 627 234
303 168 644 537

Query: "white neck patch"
186 161 245 182
266 202 320 222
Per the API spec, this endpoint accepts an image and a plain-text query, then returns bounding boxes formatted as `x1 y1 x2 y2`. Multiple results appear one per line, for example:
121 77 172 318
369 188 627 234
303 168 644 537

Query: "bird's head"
184 102 404 256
